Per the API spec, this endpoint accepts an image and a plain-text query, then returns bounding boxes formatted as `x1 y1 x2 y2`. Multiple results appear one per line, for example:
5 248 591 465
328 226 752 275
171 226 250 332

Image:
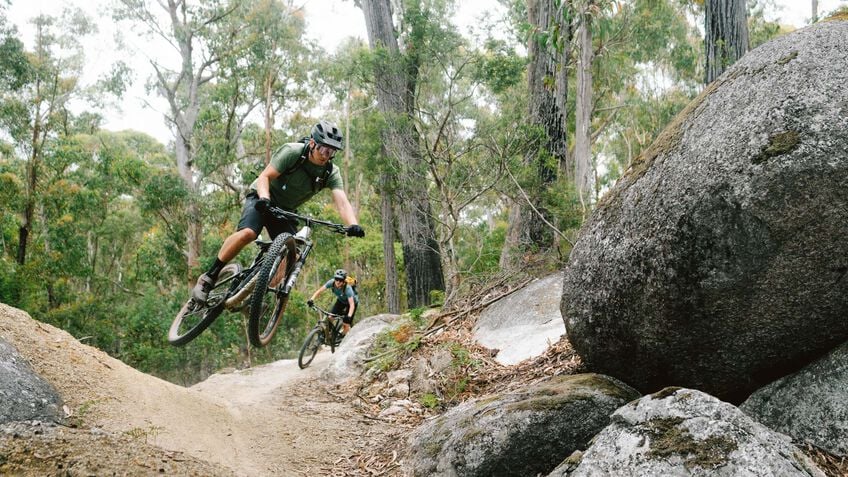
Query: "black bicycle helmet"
333 269 347 281
311 120 344 150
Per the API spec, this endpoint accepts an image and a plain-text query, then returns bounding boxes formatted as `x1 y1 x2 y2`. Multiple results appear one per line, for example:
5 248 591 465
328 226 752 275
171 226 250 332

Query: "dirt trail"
0 303 397 476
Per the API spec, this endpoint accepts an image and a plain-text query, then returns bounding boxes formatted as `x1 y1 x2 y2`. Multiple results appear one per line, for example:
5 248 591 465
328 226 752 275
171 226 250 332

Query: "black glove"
346 224 365 238
307 299 314 307
254 197 271 213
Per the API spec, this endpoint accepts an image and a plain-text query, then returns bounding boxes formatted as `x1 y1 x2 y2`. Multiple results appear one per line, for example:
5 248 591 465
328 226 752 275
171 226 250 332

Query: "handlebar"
308 303 345 319
267 206 347 235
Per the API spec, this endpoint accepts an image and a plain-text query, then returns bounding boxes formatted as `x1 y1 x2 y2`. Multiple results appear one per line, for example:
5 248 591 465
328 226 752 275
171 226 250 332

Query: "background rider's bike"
298 303 346 369
168 206 348 347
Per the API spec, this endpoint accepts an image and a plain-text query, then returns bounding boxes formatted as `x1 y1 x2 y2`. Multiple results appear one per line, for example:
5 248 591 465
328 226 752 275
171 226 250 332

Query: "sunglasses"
317 145 337 159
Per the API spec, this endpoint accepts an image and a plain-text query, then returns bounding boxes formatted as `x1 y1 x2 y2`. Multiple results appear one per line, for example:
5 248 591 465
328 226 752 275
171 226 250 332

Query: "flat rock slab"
474 274 565 365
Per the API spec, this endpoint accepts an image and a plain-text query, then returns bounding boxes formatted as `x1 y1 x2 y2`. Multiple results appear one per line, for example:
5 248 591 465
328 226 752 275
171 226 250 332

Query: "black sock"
206 258 226 281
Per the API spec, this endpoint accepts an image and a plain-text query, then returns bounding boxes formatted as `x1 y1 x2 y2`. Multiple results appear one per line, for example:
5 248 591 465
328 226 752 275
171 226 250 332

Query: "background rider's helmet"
333 269 347 281
311 120 344 151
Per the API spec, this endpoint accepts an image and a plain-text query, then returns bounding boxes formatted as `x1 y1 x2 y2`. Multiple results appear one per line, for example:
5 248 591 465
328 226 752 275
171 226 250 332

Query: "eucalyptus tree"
318 39 405 313
192 0 316 212
406 18 512 301
499 0 571 270
574 0 594 213
705 0 749 83
359 0 446 308
0 12 28 272
570 0 702 195
0 10 96 266
112 0 244 284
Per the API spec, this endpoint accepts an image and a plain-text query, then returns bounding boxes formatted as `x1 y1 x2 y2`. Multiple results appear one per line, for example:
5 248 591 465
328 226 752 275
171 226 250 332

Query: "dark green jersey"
249 142 343 210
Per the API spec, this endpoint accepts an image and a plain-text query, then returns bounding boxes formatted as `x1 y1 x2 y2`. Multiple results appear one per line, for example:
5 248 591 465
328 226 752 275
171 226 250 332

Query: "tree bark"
360 0 445 308
812 0 819 23
500 0 569 269
146 0 218 286
575 0 594 214
380 170 400 314
705 0 749 84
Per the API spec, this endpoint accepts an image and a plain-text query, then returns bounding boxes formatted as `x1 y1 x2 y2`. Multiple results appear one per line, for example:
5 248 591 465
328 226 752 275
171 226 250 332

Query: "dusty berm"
0 303 397 476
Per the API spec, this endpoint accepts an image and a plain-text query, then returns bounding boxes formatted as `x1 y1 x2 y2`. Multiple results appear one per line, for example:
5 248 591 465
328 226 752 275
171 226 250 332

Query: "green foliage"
367 318 424 373
747 0 783 49
428 290 445 307
409 307 427 327
474 39 525 94
420 393 440 409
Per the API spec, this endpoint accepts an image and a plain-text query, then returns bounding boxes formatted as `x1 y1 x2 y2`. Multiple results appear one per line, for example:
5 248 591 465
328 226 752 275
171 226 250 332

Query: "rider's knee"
237 228 258 243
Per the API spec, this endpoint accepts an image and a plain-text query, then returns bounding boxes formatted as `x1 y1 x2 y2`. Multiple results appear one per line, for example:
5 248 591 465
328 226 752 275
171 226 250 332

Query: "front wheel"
298 328 324 369
248 233 296 347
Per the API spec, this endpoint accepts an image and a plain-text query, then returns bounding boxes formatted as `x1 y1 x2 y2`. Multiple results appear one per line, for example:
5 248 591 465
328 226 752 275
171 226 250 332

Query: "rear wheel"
248 233 296 347
298 328 324 369
168 264 240 346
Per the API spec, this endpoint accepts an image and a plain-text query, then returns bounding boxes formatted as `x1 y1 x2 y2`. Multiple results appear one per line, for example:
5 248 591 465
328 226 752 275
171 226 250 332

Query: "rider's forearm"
256 175 271 200
339 203 358 227
332 189 358 226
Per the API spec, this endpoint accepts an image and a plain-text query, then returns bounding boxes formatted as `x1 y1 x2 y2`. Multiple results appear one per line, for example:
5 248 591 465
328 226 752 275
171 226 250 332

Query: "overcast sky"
6 0 847 144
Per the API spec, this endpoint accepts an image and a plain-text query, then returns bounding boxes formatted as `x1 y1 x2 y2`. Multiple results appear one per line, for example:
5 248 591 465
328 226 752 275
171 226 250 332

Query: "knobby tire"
168 263 240 346
298 328 324 369
248 233 296 347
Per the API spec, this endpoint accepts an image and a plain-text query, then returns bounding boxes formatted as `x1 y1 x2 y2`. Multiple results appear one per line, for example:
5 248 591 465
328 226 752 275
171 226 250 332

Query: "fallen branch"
424 276 534 337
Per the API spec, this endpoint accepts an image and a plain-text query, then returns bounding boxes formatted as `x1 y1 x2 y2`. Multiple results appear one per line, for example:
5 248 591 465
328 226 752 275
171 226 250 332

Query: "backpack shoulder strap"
281 143 310 176
281 142 333 191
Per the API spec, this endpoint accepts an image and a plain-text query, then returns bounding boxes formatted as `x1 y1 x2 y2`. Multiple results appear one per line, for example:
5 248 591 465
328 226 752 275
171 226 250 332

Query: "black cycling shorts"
237 191 297 239
331 300 358 325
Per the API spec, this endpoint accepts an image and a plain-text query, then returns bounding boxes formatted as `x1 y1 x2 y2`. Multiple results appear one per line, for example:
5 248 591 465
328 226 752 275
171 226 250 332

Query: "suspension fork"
282 242 313 295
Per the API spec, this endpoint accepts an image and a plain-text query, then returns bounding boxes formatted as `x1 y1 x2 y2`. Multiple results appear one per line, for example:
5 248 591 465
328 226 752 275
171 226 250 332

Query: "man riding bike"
192 120 365 303
307 268 359 335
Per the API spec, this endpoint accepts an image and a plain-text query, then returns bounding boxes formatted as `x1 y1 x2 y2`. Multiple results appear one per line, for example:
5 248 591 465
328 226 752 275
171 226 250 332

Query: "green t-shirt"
249 142 343 210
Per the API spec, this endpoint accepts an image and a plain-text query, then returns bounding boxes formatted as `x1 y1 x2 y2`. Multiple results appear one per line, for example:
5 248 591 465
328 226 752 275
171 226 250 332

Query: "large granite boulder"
404 374 639 477
320 313 401 384
473 274 566 365
0 338 63 424
556 388 825 477
741 340 848 457
561 20 848 403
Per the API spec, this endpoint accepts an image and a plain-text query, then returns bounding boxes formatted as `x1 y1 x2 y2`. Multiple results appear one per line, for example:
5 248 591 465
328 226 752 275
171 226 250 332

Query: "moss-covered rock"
565 388 825 477
404 373 639 477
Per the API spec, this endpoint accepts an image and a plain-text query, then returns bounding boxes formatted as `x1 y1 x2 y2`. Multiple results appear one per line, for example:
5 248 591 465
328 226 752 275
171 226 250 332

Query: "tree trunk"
380 170 400 314
556 1 573 181
500 0 569 270
263 70 275 166
17 44 49 266
175 131 202 286
360 0 445 308
705 0 749 84
575 0 594 215
812 0 819 23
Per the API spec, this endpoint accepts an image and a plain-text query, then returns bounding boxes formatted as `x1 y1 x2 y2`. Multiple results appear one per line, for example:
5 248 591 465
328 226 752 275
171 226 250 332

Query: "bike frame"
311 304 345 346
268 208 346 297
169 206 346 348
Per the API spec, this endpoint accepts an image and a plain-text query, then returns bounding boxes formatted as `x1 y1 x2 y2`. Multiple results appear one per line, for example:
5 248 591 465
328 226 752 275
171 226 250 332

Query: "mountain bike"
298 303 346 369
168 206 348 348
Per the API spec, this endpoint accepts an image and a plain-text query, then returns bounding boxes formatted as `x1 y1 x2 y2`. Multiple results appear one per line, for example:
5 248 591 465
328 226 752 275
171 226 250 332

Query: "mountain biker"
192 120 365 303
307 268 358 335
